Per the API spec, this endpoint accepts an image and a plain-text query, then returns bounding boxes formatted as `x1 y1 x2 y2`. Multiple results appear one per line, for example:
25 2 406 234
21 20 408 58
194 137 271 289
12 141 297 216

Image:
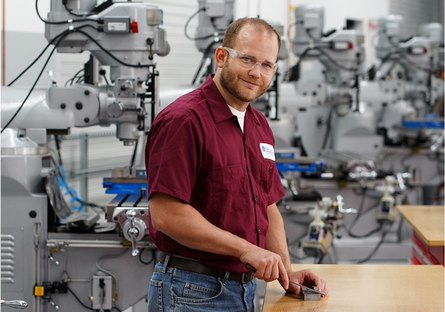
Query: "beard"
218 61 270 104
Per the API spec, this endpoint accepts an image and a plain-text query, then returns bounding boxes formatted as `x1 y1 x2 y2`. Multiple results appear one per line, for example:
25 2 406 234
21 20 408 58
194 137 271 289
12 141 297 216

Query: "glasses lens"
225 47 276 74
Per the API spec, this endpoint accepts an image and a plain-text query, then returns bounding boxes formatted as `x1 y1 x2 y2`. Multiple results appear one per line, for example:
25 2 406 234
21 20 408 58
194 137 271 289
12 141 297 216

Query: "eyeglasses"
224 47 278 75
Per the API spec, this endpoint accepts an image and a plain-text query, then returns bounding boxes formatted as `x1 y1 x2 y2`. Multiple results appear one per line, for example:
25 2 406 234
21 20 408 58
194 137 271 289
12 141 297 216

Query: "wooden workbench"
397 205 444 265
262 264 444 312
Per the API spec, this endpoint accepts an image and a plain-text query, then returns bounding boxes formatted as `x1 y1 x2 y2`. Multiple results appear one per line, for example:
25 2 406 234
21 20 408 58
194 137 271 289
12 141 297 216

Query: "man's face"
217 26 279 107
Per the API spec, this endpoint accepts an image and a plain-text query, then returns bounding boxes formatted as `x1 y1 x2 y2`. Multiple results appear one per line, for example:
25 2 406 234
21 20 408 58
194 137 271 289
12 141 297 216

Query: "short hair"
222 18 281 56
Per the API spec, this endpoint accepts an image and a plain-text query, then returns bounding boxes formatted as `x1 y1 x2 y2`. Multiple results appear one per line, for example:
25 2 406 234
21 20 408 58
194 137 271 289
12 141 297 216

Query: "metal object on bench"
301 286 321 301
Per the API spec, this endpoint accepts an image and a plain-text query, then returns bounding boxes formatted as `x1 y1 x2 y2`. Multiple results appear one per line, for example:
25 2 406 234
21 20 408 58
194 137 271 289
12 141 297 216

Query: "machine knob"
336 195 357 214
107 102 125 118
49 299 60 310
48 253 60 266
0 300 28 309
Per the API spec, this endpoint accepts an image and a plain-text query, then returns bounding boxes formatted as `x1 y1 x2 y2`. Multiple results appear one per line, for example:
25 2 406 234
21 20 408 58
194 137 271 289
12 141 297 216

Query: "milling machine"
273 4 443 263
1 0 170 311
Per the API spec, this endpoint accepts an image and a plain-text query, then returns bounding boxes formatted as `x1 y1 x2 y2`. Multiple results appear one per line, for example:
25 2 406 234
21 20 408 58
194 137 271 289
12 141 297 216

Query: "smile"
242 79 260 88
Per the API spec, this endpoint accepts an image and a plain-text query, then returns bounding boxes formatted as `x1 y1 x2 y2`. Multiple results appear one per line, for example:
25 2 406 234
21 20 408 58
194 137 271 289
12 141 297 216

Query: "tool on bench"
245 263 326 296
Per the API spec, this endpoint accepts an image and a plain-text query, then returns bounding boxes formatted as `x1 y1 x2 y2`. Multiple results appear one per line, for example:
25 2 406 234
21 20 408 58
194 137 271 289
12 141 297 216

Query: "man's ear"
214 46 227 69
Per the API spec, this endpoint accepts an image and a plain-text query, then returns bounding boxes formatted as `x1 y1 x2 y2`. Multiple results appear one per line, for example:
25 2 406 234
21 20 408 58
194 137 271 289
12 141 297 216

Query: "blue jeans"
148 258 256 312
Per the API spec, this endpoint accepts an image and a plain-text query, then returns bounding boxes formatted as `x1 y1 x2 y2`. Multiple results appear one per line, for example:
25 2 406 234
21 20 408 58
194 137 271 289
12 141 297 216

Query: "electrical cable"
342 223 383 239
343 197 382 239
316 254 326 264
65 68 85 86
321 105 334 150
348 188 367 226
63 0 92 18
129 139 139 171
287 232 308 262
53 136 106 212
138 248 155 265
1 31 69 133
191 40 219 84
95 249 128 297
3 24 150 133
312 46 360 72
285 46 311 81
184 7 224 41
287 20 299 42
285 42 363 81
7 24 98 86
100 70 111 86
357 223 391 264
73 29 155 68
210 17 228 32
398 52 433 73
67 286 95 311
370 29 388 52
7 31 65 86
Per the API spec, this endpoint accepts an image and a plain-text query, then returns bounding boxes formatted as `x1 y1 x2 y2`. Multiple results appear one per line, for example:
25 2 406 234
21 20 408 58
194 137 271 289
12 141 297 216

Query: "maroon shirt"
145 75 285 273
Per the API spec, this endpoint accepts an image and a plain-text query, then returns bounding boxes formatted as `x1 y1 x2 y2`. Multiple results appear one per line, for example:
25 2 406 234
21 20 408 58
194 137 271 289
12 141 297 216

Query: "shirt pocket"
260 161 275 192
210 164 246 215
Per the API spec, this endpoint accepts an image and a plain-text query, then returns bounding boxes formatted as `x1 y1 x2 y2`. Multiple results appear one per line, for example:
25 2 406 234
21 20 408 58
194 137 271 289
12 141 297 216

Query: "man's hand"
239 248 289 289
281 269 329 297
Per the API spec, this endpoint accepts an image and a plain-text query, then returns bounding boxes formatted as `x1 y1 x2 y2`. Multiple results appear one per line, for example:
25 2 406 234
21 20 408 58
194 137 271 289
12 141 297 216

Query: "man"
145 17 328 311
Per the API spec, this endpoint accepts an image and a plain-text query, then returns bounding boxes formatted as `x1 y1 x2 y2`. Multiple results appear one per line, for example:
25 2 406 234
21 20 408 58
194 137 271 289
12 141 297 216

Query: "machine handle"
1 300 28 309
125 209 140 257
336 195 357 214
48 253 60 265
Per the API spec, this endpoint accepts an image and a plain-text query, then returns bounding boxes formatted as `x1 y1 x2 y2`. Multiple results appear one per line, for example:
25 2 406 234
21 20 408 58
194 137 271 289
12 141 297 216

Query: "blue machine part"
275 152 297 159
103 181 148 195
402 114 444 129
276 162 318 172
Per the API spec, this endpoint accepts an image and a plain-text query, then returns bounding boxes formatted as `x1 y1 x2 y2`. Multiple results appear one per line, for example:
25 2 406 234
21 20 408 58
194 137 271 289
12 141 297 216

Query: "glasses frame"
223 47 278 75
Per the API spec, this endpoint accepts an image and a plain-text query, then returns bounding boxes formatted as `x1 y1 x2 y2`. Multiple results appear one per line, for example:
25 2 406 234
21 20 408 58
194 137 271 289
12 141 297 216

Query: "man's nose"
249 62 261 77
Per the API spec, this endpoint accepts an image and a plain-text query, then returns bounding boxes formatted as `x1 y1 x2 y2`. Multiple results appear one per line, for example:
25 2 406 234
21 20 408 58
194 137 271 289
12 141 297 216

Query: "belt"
159 252 254 284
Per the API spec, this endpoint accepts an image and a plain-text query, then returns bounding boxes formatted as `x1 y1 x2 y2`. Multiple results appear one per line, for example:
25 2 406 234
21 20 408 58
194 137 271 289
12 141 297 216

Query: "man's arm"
265 203 329 295
265 203 292 271
149 192 288 283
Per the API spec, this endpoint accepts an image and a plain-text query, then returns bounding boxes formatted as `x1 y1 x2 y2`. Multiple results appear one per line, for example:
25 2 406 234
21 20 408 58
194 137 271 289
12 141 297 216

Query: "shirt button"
269 166 273 172
257 228 261 233
254 197 258 202
247 166 251 172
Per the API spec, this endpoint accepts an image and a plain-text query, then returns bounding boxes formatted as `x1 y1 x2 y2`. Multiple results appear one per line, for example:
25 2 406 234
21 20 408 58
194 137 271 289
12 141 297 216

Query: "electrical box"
104 17 130 33
92 275 113 310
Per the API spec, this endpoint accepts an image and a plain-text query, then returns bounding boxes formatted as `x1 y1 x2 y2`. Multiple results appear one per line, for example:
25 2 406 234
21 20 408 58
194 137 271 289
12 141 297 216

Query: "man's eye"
261 63 273 70
241 57 255 64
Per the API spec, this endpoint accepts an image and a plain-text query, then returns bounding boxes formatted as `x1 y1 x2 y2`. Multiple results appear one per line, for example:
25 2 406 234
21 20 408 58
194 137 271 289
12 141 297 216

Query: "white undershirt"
228 105 246 133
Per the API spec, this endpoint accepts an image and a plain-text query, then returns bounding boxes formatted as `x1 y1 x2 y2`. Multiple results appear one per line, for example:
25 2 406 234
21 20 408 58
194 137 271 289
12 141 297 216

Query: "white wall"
2 0 55 87
4 0 49 33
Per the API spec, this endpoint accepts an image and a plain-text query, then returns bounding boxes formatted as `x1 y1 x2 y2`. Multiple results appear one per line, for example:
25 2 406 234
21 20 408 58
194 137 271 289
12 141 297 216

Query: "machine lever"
336 195 357 214
1 299 28 309
49 299 60 310
126 209 140 256
48 253 60 265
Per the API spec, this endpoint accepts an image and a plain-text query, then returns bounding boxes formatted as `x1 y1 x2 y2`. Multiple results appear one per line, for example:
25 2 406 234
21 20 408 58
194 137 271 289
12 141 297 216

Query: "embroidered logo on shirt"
259 143 275 161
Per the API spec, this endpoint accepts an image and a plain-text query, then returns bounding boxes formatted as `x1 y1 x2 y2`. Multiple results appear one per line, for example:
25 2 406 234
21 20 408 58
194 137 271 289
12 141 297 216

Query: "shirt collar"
201 74 260 125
